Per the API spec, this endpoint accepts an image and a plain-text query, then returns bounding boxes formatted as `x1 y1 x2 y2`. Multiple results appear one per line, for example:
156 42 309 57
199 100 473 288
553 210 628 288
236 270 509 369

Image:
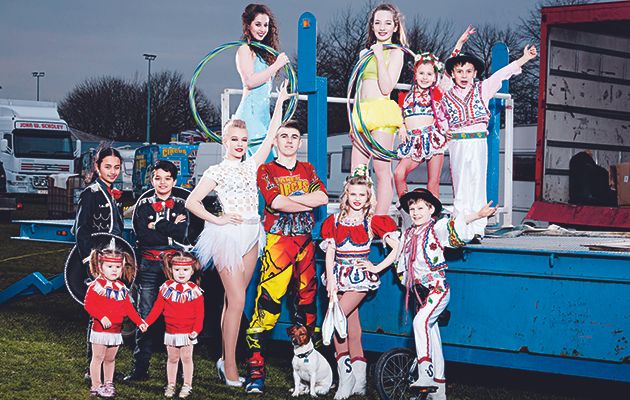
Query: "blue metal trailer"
8 219 629 384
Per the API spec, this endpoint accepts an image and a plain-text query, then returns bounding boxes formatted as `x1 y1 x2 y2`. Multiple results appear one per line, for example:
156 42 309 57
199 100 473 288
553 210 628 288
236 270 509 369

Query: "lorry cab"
0 99 78 195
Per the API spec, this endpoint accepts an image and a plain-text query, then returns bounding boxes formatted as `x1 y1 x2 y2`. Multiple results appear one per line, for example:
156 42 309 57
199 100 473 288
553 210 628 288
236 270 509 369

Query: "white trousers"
412 285 450 385
448 138 487 236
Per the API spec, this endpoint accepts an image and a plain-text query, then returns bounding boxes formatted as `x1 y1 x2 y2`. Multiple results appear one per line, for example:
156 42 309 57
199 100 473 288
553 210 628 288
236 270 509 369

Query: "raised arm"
482 45 537 102
252 79 292 166
372 44 404 96
236 45 289 90
452 25 476 58
442 25 476 83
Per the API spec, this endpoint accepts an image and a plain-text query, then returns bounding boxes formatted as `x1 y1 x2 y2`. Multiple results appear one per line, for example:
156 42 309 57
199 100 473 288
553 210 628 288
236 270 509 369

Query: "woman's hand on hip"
215 213 243 225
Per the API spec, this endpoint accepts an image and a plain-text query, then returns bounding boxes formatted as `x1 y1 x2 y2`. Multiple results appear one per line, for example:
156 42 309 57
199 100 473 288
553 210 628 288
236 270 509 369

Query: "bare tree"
463 24 522 78
59 71 219 142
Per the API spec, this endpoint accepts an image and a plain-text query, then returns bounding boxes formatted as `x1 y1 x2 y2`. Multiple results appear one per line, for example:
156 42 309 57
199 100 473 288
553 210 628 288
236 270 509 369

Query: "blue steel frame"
486 42 509 206
299 12 328 227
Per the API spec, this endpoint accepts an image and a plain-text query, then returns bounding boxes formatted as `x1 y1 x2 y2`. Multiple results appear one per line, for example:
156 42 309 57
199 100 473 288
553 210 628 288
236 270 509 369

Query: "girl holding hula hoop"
235 3 289 156
350 3 407 215
394 26 476 200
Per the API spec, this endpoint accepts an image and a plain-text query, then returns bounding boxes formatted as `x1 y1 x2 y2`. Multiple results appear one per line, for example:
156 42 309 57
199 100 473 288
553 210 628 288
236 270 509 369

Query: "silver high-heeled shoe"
216 358 245 386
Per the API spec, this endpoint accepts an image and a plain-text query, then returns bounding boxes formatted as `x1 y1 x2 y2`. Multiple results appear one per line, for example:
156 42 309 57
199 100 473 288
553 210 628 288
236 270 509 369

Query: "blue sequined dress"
234 54 271 156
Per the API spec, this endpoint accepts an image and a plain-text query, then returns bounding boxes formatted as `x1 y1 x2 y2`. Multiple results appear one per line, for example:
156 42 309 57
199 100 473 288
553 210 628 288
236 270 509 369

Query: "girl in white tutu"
84 246 147 398
186 80 293 385
144 252 204 398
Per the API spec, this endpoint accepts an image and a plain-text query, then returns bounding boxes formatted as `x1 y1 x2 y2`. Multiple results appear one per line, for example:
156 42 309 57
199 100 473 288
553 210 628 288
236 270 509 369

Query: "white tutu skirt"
89 330 123 346
194 216 265 273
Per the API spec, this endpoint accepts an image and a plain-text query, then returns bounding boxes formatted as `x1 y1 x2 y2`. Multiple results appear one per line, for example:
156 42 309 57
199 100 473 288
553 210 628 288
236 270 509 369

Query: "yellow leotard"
363 48 391 80
353 43 401 134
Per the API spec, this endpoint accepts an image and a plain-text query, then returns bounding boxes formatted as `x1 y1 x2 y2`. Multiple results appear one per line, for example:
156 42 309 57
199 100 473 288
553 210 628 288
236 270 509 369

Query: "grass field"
0 203 627 399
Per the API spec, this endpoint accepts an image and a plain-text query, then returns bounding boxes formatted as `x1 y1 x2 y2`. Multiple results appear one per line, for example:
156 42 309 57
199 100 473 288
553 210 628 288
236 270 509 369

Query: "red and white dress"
320 214 399 292
84 277 144 346
145 280 204 347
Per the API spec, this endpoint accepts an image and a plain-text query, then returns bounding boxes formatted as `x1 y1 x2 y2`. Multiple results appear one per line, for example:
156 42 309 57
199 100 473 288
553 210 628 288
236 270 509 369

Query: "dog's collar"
296 348 314 359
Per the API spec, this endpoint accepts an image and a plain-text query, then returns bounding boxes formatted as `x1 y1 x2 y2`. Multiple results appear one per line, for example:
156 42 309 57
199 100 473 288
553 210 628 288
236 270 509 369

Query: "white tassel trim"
164 333 197 347
89 330 123 346
90 279 128 301
159 281 203 303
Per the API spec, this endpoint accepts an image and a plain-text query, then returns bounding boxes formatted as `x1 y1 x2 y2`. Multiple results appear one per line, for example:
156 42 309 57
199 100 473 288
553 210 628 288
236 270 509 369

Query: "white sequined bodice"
202 158 259 217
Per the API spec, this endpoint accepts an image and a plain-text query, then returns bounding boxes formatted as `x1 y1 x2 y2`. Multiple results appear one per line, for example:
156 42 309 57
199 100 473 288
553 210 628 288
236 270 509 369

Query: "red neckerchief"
152 198 174 212
403 222 432 311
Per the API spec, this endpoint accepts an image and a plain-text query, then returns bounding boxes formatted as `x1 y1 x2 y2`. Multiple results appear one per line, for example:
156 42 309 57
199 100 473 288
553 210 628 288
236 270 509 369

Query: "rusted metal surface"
526 200 630 228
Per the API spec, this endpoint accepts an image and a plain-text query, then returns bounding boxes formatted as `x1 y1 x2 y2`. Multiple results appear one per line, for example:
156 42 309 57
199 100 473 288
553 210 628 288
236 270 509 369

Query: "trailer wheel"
374 347 429 400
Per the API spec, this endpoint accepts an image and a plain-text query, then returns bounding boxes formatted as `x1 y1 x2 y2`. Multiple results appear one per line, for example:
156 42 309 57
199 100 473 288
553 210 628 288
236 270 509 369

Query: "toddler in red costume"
145 252 204 398
84 246 147 398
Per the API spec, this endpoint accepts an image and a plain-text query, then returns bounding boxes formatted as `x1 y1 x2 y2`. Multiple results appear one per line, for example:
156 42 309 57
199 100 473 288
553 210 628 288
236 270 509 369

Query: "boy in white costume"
441 46 537 237
397 188 496 399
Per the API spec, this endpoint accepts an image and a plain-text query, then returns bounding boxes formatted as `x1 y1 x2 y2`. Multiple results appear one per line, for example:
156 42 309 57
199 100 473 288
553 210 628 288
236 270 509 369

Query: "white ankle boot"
351 358 367 395
334 354 355 400
427 381 446 400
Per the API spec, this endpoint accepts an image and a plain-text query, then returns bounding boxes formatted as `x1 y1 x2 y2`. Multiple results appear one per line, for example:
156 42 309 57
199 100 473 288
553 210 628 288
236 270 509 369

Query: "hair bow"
350 164 370 179
108 188 122 200
152 199 175 213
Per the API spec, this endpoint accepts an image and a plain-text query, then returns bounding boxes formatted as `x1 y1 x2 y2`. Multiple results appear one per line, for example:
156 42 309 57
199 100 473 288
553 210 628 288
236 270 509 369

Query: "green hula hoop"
347 43 416 161
189 40 298 143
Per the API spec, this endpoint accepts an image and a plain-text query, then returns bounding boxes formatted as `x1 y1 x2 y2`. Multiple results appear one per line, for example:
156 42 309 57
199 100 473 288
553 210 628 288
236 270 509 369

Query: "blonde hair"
89 248 135 282
339 175 377 238
162 251 202 284
222 119 247 143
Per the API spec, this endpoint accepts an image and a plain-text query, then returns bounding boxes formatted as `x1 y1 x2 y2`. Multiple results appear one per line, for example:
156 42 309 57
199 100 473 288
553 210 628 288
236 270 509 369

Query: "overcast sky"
1 0 543 104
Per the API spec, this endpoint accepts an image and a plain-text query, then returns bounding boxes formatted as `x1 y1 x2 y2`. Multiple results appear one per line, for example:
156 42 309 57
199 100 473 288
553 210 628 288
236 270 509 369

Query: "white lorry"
0 99 80 195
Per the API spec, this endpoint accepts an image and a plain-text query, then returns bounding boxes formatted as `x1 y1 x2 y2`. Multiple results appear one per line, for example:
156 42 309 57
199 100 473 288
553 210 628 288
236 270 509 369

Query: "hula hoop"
347 43 416 161
189 40 298 143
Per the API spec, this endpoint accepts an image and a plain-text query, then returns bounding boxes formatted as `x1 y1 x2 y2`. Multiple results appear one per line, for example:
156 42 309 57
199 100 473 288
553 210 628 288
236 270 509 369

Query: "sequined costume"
234 54 271 157
193 158 265 272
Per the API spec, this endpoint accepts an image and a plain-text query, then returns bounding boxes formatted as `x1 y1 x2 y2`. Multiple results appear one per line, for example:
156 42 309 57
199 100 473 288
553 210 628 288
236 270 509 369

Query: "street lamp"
143 54 157 143
32 72 45 101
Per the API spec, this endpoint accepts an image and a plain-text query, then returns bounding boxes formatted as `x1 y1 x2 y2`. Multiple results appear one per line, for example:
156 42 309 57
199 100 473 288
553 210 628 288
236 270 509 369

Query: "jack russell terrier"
288 325 333 397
